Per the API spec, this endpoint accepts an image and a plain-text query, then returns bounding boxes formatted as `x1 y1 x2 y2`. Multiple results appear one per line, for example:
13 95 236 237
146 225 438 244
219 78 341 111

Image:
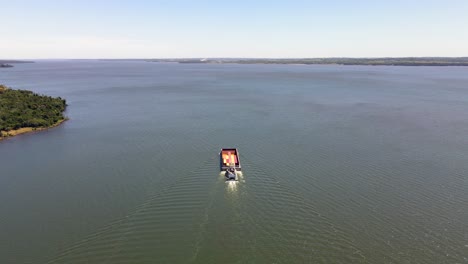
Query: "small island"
0 85 67 140
0 60 33 68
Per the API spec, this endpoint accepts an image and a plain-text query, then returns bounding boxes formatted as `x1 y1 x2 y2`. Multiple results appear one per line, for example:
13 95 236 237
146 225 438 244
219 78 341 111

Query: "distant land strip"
145 57 468 66
0 60 34 64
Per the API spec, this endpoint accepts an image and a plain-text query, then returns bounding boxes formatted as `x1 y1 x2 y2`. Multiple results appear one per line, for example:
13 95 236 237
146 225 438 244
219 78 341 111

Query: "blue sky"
1 0 468 58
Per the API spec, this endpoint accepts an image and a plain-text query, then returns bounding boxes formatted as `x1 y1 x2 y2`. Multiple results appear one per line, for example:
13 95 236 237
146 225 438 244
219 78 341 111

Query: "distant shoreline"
0 60 34 64
3 58 468 66
146 57 468 66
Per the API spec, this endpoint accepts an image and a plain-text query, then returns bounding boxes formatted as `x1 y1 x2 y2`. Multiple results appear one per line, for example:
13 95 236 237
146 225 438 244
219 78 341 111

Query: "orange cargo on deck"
222 151 238 165
219 148 242 171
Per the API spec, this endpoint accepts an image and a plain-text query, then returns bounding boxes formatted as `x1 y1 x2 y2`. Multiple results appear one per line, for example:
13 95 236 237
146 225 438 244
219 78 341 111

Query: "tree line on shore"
0 85 67 131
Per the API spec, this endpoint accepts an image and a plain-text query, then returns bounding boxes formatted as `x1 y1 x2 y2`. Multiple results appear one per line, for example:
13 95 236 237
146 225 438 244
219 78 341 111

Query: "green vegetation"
0 85 67 132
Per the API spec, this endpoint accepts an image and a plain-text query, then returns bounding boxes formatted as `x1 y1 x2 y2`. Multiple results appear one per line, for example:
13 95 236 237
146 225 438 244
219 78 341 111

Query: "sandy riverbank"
0 119 67 141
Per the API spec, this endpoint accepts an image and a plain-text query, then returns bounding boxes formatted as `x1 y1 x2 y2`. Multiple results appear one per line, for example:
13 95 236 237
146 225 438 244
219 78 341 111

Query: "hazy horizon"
2 1 468 59
3 56 468 61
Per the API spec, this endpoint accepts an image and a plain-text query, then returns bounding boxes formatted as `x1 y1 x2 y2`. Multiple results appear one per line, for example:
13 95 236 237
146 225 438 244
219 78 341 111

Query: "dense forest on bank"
0 85 67 132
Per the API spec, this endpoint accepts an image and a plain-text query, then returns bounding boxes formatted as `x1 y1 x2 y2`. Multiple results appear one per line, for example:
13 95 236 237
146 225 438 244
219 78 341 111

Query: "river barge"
220 148 241 180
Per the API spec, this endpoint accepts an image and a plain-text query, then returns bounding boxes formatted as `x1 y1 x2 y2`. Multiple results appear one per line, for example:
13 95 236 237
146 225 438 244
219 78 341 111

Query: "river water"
1 61 467 263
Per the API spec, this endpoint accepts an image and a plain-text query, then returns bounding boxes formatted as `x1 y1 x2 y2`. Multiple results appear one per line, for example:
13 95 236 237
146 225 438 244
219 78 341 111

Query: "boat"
220 148 241 181
225 167 237 181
